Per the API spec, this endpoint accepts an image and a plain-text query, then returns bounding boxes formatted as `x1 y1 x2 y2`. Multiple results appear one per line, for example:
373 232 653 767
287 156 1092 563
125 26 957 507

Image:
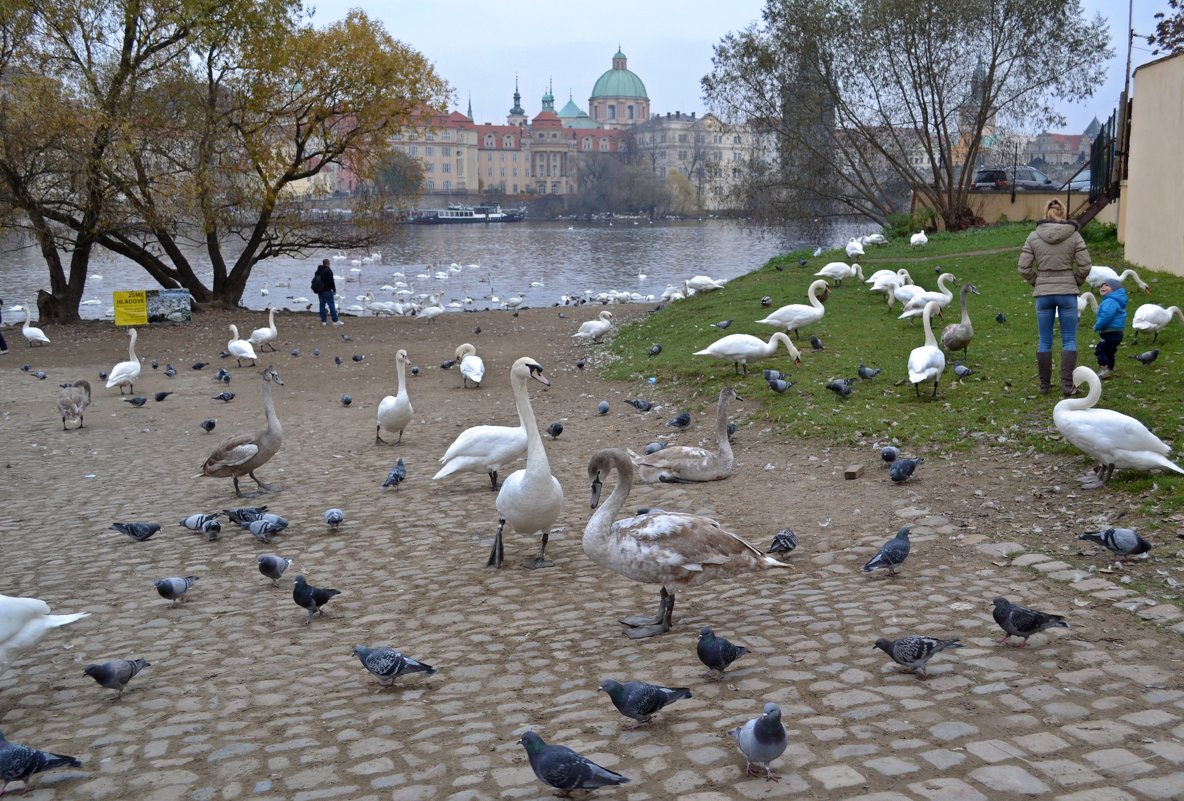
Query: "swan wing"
908 346 945 383
203 433 261 474
601 513 784 583
106 360 141 387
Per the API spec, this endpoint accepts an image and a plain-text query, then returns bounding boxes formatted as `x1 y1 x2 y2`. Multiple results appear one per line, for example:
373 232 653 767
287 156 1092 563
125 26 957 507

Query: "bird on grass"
826 378 854 398
1133 349 1160 365
293 576 340 625
992 596 1067 647
383 457 406 488
256 554 293 588
353 645 435 688
858 364 882 380
731 702 788 782
810 335 824 351
763 369 787 381
712 319 733 329
953 363 974 378
83 658 150 700
1076 527 1152 567
109 522 160 542
995 312 1007 325
648 343 663 357
768 378 792 393
518 731 630 796
874 636 962 679
0 730 82 797
766 529 798 555
862 527 911 576
154 576 198 606
599 679 692 729
889 457 924 483
697 627 749 681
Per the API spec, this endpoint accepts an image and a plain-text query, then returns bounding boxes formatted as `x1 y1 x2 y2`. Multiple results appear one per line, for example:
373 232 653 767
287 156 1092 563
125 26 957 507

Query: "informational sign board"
112 291 148 326
112 289 192 325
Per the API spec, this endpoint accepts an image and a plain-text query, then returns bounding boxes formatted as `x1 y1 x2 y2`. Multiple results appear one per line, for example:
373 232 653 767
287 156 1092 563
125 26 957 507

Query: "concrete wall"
915 191 1119 229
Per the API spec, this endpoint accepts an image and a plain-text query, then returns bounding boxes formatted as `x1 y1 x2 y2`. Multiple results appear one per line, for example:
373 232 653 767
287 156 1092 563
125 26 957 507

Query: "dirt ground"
2 302 1183 800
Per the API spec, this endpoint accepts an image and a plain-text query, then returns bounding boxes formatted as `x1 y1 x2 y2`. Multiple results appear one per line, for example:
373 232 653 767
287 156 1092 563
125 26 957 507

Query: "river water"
0 219 866 321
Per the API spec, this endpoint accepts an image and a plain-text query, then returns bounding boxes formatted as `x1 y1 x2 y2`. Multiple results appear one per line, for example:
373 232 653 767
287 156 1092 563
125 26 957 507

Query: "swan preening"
907 301 945 397
228 324 258 367
200 365 284 496
572 310 614 342
248 306 279 351
376 349 413 444
755 279 830 338
106 328 141 394
693 332 801 375
21 301 50 346
628 387 740 483
1132 304 1184 343
1054 365 1184 486
582 449 790 638
57 379 92 430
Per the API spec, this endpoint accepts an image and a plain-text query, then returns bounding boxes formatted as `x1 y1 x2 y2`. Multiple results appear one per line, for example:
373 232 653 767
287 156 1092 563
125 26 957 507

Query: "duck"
582 449 790 638
1054 365 1184 485
899 273 958 319
105 327 141 394
910 230 928 247
376 349 413 445
1087 266 1150 294
1132 303 1184 344
1078 291 1099 315
572 310 614 342
627 387 741 483
940 283 981 356
754 279 830 338
56 379 92 430
489 357 564 569
845 238 865 258
248 306 278 352
433 356 548 490
227 324 258 367
907 301 945 398
693 332 801 375
814 261 864 286
686 275 727 293
20 302 50 346
1 594 89 673
200 365 285 496
455 343 485 388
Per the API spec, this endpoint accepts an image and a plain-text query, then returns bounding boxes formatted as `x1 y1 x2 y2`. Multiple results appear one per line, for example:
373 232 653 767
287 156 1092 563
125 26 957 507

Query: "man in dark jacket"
312 259 341 326
1093 278 1127 379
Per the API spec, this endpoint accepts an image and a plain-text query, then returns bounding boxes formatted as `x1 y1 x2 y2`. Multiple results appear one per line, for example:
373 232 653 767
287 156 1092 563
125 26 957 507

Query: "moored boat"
411 203 526 224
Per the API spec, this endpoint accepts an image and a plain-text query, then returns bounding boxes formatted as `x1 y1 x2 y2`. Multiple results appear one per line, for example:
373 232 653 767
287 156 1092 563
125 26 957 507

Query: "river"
0 219 867 321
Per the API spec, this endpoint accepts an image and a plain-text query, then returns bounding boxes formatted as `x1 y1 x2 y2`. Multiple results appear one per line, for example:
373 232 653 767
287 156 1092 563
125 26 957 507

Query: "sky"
312 0 1168 136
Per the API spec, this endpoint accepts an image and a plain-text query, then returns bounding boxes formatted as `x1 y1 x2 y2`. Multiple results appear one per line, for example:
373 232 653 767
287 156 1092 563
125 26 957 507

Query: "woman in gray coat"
1017 199 1092 395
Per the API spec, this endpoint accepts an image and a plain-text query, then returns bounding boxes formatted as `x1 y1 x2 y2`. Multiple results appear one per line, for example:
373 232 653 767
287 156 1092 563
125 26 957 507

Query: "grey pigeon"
223 505 268 526
873 636 962 678
151 360 158 369
123 396 147 407
212 367 230 382
697 626 749 680
256 512 288 530
643 442 668 455
291 348 300 357
351 354 364 363
154 575 198 605
109 522 160 542
340 394 352 406
163 364 176 377
761 296 772 307
410 365 419 375
825 378 854 398
200 418 217 433
648 343 662 357
995 311 1007 324
0 729 82 796
154 391 172 402
383 457 406 488
83 658 150 699
518 731 630 794
1077 527 1152 565
858 364 882 380
763 369 786 382
597 400 610 415
352 645 436 687
247 519 282 543
292 575 341 624
213 391 235 402
256 554 293 587
768 378 792 393
992 597 1068 647
1132 349 1159 365
862 527 911 575
440 359 455 369
179 513 221 541
809 335 824 351
731 702 788 782
99 370 108 380
953 362 974 378
667 412 691 429
546 422 564 439
324 508 345 529
575 359 585 369
627 399 653 412
880 446 900 465
766 529 798 555
598 678 692 729
312 348 320 357
712 319 733 329
889 456 923 482
33 372 46 381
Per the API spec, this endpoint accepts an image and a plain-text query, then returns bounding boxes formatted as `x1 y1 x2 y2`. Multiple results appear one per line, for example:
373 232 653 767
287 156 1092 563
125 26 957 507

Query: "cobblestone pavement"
1 305 1182 800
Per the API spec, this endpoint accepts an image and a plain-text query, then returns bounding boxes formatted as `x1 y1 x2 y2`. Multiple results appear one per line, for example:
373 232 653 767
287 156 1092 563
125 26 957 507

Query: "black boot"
1060 350 1077 396
1036 352 1052 395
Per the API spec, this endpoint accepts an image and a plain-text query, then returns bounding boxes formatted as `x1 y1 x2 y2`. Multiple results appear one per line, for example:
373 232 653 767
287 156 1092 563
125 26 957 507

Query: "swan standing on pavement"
417 294 444 322
907 301 945 398
755 279 830 338
227 324 258 367
1132 304 1184 343
940 283 981 356
376 349 413 445
105 328 141 394
456 343 485 388
489 357 563 569
56 379 92 430
1054 365 1184 486
21 302 50 346
693 332 801 375
572 310 614 342
248 306 278 352
1087 266 1150 294
628 387 741 483
200 365 284 496
814 262 864 286
582 449 790 638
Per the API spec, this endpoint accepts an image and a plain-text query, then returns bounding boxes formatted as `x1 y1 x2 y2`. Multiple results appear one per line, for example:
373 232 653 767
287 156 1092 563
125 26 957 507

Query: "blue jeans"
1095 330 1123 369
318 290 338 323
1035 295 1078 352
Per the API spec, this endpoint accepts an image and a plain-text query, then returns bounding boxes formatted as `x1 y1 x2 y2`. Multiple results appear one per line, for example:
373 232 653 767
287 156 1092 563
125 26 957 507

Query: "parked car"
972 166 1054 191
1058 171 1092 192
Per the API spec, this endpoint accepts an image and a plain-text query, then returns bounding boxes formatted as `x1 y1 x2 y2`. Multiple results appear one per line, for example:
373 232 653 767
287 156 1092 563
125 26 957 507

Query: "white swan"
891 282 926 310
694 332 801 375
582 449 790 638
433 356 548 490
907 301 945 397
1 594 89 673
456 343 485 388
686 275 727 293
866 268 911 285
227 324 258 367
1078 291 1099 314
1087 266 1150 294
910 230 928 247
417 294 444 322
940 283 980 356
1132 304 1184 344
376 349 413 445
861 233 888 246
489 357 564 569
21 302 50 346
1054 365 1184 485
814 262 864 286
627 387 740 483
899 273 958 319
572 310 614 342
845 238 865 258
754 279 830 338
248 306 278 352
106 328 141 394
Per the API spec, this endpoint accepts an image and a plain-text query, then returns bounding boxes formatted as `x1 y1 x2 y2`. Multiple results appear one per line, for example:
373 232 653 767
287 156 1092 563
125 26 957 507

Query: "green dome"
590 52 648 100
557 98 584 118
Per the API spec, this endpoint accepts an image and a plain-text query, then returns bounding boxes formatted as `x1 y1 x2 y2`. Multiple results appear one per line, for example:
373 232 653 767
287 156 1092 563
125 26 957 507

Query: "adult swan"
200 365 284 496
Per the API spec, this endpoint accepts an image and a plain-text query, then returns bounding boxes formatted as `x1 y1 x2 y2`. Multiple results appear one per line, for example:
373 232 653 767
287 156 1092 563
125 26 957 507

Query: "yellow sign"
113 291 148 326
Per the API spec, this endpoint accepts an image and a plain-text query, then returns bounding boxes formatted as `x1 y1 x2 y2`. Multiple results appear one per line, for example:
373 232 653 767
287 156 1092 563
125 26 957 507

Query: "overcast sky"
312 0 1166 135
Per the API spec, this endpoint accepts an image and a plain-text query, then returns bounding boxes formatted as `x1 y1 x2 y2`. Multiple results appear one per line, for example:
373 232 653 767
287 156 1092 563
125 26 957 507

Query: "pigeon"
874 636 962 678
518 731 630 794
223 505 267 526
192 361 207 370
597 400 610 415
19 364 31 373
858 364 882 380
731 702 788 782
727 422 737 442
212 367 230 382
247 519 283 543
323 508 345 529
575 359 585 369
598 678 692 729
83 658 150 699
666 412 691 429
473 326 481 335
154 575 198 605
290 348 300 357
109 522 160 542
122 396 147 407
697 626 749 680
33 371 46 380
1133 349 1160 365
766 529 798 555
218 350 231 359
334 356 342 366
760 296 772 307
712 319 733 329
768 378 792 393
341 334 353 343
995 312 1007 324
179 513 221 541
648 343 662 357
880 446 900 465
440 359 456 369
213 391 235 402
627 399 653 412
340 394 352 406
200 419 216 433
382 457 406 488
1076 527 1152 565
546 422 564 439
763 369 786 381
953 363 974 378
256 554 293 587
351 354 364 363
220 373 231 384
889 456 924 482
825 378 854 398
643 441 668 454
410 365 419 376
292 575 341 624
163 364 176 378
312 348 320 357
0 730 82 796
99 370 108 380
352 645 436 687
153 391 172 402
809 335 824 350
991 596 1068 647
862 527 911 575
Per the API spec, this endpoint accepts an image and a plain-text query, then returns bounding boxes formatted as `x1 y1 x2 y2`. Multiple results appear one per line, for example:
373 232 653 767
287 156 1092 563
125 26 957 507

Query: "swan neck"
395 356 407 395
588 456 632 538
512 372 548 472
922 307 938 347
714 394 734 463
262 375 283 434
1171 306 1184 323
128 329 138 360
960 290 972 324
809 284 824 308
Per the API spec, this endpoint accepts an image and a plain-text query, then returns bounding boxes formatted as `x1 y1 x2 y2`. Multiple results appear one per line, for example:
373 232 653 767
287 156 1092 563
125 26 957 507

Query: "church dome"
590 50 648 100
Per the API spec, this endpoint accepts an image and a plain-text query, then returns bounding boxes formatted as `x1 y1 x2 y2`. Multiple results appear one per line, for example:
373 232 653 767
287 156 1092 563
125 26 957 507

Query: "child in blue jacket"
1093 279 1127 379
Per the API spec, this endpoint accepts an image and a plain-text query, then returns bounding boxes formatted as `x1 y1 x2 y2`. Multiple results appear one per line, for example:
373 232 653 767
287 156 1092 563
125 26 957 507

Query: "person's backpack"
310 271 325 294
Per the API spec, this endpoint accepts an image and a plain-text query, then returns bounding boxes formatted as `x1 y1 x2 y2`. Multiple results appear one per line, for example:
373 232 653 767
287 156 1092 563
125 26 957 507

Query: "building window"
512 168 518 177
500 167 505 177
442 146 451 156
392 133 402 141
734 135 741 144
425 146 434 156
659 133 666 143
583 138 591 151
513 184 518 193
485 135 494 147
599 138 609 152
427 179 435 190
443 163 451 173
426 163 435 173
538 182 545 193
442 130 451 140
627 105 634 120
443 180 451 191
608 104 616 120
425 131 435 140
488 168 493 177
678 134 687 144
504 135 514 147
551 183 559 194
678 150 687 160
408 146 417 156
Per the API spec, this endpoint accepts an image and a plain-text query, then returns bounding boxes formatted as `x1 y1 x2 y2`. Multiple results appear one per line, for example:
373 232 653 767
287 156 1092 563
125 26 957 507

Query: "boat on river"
411 203 526 224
